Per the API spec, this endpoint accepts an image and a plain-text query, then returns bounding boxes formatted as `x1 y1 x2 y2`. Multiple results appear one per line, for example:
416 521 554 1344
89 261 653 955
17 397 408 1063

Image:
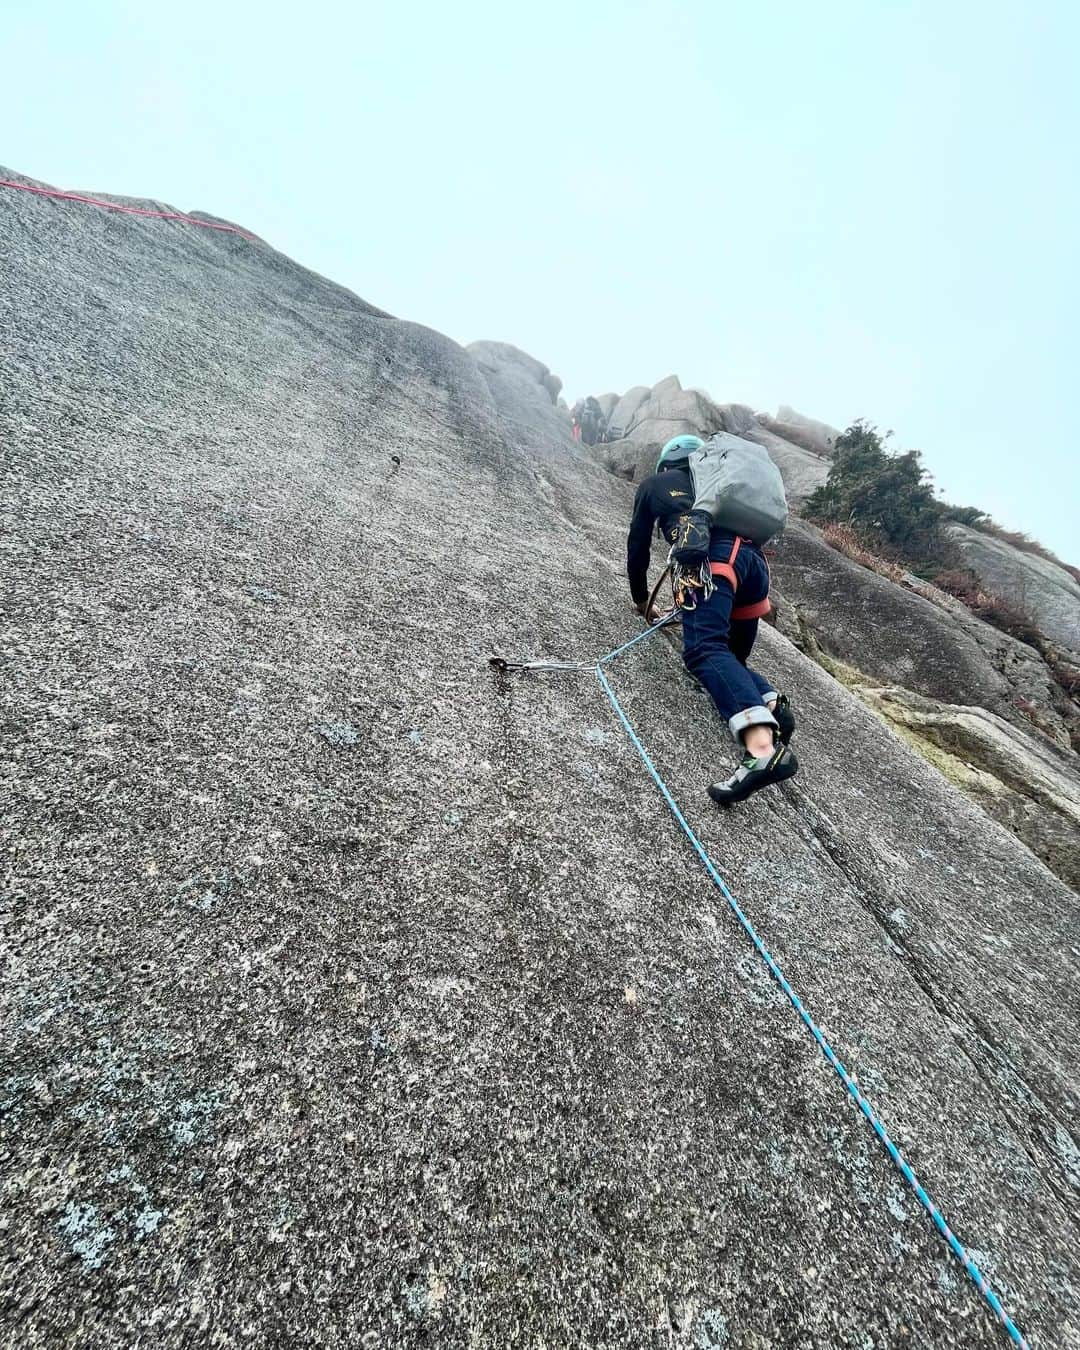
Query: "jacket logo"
668 490 690 498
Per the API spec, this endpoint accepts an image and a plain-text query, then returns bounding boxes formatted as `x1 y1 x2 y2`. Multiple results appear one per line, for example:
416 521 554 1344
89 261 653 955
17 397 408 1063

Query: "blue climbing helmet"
655 434 703 472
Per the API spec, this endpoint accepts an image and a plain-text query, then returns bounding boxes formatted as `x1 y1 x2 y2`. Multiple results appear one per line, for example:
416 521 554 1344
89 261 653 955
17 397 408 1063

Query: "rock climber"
626 434 798 804
580 395 603 446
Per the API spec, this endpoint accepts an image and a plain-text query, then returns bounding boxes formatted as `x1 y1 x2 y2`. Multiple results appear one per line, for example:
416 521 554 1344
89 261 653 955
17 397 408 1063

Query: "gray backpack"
669 433 788 565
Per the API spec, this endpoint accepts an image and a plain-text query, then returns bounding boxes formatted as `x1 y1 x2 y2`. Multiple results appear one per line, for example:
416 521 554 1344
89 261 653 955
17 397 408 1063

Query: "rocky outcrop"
772 405 843 455
592 436 660 482
946 523 1080 653
607 383 650 434
852 686 1080 889
466 340 571 441
4 168 1080 1349
769 518 1080 891
713 402 757 435
771 519 1080 753
588 378 834 507
617 374 727 447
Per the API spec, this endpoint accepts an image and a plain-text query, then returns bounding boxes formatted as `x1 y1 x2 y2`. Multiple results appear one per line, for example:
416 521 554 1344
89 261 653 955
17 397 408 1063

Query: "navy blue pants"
680 540 778 742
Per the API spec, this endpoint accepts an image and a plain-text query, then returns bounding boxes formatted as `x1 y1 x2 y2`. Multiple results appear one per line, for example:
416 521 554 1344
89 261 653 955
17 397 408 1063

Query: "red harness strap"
730 596 772 620
710 537 772 621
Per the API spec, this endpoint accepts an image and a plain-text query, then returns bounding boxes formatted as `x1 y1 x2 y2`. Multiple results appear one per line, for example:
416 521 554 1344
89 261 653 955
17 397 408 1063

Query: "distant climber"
626 434 798 804
570 398 584 442
580 395 604 446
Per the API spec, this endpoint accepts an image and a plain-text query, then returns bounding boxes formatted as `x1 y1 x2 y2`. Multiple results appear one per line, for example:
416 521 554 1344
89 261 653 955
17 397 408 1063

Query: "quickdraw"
669 557 715 612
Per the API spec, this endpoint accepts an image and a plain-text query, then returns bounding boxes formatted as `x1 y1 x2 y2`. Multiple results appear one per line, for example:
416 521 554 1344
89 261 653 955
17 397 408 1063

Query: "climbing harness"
709 536 773 621
492 614 1029 1349
653 536 774 623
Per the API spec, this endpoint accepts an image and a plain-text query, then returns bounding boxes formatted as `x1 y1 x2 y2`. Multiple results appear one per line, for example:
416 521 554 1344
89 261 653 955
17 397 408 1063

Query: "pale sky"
4 0 1077 559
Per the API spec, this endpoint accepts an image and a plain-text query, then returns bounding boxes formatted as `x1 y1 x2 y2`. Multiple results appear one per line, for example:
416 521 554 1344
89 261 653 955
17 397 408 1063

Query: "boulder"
589 437 662 483
595 392 619 420
466 340 572 441
650 373 682 399
607 384 650 435
715 402 758 435
774 404 843 454
945 523 1080 653
621 386 726 445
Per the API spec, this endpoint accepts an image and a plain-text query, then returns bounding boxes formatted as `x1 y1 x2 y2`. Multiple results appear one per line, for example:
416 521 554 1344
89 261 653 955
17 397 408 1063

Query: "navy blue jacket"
626 464 762 604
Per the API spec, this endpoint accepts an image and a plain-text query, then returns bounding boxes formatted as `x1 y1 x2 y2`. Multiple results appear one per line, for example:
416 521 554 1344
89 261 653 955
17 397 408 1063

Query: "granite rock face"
3 168 1080 1350
714 402 757 435
768 518 1080 889
854 686 1080 890
771 520 1080 753
946 523 1080 654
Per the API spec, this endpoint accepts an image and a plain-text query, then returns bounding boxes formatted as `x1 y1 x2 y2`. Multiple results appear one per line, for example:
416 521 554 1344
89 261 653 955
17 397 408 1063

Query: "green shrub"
804 421 949 562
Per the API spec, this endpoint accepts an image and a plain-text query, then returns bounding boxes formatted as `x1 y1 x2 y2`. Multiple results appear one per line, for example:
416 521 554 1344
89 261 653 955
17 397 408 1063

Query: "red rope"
0 179 256 239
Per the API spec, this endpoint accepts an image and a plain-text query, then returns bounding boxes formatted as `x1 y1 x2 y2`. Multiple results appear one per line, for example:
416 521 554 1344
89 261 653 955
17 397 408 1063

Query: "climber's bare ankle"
743 726 775 760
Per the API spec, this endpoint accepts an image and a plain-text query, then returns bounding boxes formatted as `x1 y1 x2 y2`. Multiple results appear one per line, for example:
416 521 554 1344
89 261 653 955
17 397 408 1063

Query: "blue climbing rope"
597 611 678 664
495 618 1030 1349
594 664 1027 1348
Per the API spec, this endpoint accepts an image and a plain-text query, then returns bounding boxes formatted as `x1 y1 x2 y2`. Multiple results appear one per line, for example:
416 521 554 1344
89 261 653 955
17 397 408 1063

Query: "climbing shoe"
707 744 799 806
772 694 796 746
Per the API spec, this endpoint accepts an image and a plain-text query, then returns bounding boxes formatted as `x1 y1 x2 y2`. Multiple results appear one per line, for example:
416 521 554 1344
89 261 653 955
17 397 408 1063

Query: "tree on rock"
805 420 948 558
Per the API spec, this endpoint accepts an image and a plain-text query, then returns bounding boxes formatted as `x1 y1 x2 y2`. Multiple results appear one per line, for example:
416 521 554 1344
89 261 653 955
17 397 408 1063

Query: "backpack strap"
710 537 773 620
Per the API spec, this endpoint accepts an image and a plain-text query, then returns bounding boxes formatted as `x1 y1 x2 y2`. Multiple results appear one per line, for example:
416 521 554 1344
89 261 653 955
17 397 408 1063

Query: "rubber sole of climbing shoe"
773 694 795 746
707 745 799 806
